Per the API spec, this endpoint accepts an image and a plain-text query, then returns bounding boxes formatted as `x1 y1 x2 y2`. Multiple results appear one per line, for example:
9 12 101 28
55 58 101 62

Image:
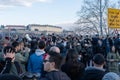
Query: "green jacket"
15 52 29 73
10 63 19 75
107 52 120 73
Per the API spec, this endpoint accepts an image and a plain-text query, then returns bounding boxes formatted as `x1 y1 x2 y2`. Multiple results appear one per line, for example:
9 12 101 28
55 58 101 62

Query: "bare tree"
75 0 120 35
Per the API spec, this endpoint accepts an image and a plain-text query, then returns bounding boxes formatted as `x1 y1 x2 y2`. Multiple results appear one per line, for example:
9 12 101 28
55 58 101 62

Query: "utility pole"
100 0 103 36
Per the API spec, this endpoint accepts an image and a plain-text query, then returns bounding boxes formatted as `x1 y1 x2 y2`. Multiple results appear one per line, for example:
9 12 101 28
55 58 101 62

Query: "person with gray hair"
102 72 120 80
49 46 60 53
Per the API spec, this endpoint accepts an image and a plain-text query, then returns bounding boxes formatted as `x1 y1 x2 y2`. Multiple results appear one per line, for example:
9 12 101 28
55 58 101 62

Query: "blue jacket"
27 49 45 73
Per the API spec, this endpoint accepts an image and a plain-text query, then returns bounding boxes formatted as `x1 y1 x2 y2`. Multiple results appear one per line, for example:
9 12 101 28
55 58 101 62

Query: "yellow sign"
108 8 120 28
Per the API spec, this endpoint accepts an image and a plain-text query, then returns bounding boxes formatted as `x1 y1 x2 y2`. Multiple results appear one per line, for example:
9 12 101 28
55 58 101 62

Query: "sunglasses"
43 60 50 63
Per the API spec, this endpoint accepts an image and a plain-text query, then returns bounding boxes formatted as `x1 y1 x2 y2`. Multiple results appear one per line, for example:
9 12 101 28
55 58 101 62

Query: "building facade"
27 24 63 34
0 24 63 34
5 25 26 31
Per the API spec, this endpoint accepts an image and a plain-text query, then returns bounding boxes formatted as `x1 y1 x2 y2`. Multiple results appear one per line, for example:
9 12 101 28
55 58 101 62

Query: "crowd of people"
0 33 120 80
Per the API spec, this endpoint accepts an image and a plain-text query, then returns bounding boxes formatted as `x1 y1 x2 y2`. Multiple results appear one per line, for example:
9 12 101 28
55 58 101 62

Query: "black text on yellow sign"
108 8 120 28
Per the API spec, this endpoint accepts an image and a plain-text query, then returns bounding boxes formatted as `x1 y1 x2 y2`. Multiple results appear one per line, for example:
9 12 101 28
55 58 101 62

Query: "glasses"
43 60 50 63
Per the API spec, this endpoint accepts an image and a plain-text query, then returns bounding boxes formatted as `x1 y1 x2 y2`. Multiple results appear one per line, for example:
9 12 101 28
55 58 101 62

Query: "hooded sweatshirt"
35 49 45 56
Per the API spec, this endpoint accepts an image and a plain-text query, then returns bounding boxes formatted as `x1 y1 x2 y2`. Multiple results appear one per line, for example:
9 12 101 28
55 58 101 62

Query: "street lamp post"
100 0 103 36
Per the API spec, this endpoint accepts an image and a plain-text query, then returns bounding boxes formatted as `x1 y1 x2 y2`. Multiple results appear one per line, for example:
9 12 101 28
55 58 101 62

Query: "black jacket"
82 67 106 80
0 58 12 74
40 70 71 80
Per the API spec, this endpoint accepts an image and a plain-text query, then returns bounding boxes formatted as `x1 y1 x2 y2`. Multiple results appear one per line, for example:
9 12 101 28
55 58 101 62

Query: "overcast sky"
0 0 83 26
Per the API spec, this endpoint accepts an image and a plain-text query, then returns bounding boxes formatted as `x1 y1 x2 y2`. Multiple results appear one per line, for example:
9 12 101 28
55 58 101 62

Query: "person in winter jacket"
61 49 85 80
106 46 120 74
0 46 18 75
82 54 106 80
27 40 46 78
40 51 71 80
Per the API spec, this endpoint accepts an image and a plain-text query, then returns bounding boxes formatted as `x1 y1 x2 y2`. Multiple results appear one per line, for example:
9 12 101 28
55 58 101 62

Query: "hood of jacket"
35 49 45 56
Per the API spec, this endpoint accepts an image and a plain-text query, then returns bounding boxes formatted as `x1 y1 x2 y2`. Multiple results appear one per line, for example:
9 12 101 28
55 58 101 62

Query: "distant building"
27 24 63 34
5 25 26 31
0 24 63 34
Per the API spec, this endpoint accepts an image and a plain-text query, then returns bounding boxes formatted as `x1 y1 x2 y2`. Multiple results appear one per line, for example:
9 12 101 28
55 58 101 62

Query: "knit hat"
102 72 120 80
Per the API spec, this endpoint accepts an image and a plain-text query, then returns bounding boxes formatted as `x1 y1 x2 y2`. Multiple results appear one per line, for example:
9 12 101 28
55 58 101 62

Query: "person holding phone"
0 46 17 74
